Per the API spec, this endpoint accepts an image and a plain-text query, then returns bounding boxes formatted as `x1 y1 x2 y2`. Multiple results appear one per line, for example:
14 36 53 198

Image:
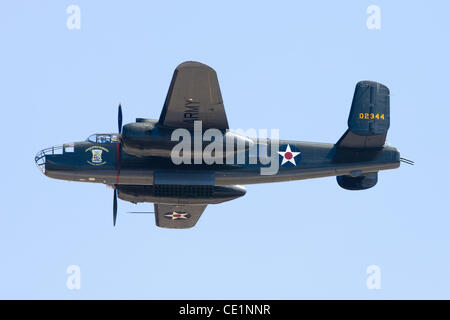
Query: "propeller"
113 103 123 226
118 103 123 134
113 188 118 226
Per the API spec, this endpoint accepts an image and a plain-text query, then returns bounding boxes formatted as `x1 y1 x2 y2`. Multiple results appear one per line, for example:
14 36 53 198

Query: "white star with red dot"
278 144 301 166
164 212 189 220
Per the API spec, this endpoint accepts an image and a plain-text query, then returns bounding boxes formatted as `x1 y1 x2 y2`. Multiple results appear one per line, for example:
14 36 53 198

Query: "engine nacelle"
121 119 253 159
121 119 171 157
118 184 246 205
336 172 378 190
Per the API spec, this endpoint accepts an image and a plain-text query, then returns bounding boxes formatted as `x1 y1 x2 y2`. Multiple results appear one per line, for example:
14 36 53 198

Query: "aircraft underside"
36 61 407 228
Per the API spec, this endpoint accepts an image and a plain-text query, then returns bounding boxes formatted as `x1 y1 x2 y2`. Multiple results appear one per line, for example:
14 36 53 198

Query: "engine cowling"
121 119 171 157
336 172 378 190
121 119 253 159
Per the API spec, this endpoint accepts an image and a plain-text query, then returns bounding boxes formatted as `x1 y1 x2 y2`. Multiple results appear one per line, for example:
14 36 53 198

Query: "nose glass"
35 145 64 174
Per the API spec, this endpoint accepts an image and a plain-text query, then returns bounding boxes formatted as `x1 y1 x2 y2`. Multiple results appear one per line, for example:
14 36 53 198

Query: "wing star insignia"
278 144 301 166
164 211 191 220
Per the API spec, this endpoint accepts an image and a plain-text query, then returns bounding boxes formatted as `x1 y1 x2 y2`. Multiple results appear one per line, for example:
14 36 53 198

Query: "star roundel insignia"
278 144 301 166
164 211 191 220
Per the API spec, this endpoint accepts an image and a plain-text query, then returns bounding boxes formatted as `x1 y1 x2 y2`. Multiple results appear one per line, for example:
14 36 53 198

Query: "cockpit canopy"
87 133 119 144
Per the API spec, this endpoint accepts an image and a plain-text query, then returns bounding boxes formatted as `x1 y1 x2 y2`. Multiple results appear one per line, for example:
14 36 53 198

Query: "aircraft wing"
158 61 229 130
154 203 208 229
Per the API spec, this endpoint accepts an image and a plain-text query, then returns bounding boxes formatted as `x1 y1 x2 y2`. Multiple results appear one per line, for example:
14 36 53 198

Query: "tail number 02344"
359 113 385 120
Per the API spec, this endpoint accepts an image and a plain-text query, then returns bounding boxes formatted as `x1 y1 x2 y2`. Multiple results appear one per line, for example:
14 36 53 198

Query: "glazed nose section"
35 149 46 174
35 145 64 175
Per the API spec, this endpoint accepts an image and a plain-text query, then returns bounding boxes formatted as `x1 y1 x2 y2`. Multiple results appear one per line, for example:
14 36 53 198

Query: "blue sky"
0 1 449 299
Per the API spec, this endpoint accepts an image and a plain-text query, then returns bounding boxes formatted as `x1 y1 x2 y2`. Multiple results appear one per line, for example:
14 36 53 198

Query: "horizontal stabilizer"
337 172 378 190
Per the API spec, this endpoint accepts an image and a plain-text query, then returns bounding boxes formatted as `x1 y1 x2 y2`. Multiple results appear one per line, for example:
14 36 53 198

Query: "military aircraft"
35 61 412 228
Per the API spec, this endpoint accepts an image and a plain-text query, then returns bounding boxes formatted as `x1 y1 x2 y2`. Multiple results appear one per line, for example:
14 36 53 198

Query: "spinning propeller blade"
113 188 118 226
113 103 123 227
118 103 123 134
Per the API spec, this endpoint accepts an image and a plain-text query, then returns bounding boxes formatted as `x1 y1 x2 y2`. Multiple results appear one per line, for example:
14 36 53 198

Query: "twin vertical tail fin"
336 81 390 149
336 81 390 190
